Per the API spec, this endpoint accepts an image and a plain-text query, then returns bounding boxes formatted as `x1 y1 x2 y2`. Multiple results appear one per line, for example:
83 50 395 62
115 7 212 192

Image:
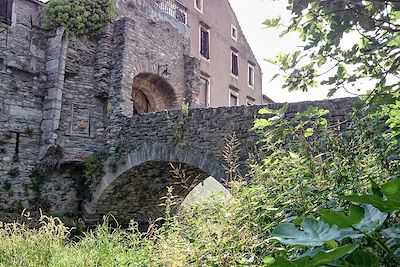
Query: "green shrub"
43 0 115 37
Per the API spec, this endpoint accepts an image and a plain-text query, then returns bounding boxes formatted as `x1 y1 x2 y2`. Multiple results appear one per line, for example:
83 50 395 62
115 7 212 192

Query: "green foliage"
174 103 190 143
29 167 50 211
79 150 107 200
2 180 11 191
43 0 115 37
7 167 19 178
271 244 358 267
29 167 45 195
12 153 19 163
109 140 128 172
271 181 399 266
318 205 364 229
340 179 400 212
25 127 34 137
272 218 344 246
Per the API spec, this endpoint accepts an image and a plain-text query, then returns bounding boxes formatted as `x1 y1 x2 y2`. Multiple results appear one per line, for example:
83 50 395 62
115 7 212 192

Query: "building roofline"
25 0 44 6
226 0 261 69
263 94 275 103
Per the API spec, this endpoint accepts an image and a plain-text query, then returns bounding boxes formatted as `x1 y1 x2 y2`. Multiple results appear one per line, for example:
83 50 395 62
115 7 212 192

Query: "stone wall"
112 0 194 117
84 97 358 224
0 0 201 216
0 0 47 211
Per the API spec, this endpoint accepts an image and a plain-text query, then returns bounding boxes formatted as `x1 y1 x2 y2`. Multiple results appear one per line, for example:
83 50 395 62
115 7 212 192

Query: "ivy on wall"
43 0 115 37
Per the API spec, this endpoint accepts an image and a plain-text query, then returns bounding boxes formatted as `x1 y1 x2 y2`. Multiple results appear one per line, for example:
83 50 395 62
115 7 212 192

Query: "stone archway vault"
131 73 178 114
83 143 226 224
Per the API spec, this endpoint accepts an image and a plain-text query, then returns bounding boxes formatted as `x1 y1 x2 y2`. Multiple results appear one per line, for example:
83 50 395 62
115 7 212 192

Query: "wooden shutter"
0 0 13 25
232 53 238 76
200 29 209 59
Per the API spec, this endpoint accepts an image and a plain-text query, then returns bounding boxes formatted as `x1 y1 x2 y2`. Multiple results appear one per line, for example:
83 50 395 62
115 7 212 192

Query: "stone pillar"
183 55 201 107
103 18 136 153
39 28 68 160
94 24 114 99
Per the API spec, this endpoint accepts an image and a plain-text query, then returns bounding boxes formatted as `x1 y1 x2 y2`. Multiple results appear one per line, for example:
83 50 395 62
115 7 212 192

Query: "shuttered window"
231 51 238 76
200 27 210 59
0 0 13 25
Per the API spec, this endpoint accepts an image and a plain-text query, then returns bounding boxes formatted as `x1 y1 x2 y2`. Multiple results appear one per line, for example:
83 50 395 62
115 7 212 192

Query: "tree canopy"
265 0 399 166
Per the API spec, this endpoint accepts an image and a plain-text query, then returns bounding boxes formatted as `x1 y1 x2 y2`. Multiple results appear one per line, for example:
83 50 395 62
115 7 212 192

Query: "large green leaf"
270 245 358 267
381 227 400 257
319 205 364 229
338 179 400 212
344 249 379 267
353 205 387 233
381 179 400 201
271 218 342 246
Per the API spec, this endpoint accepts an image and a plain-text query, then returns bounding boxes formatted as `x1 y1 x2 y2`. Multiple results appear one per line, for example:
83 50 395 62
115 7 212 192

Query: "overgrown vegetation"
173 102 190 144
78 150 107 200
29 167 50 212
43 0 115 37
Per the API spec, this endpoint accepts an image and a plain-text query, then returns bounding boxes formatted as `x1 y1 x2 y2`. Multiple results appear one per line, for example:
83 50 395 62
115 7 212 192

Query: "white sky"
228 0 359 102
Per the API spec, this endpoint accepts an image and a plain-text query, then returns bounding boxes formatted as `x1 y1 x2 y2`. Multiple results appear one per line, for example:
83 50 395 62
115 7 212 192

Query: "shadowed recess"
131 73 178 114
95 161 210 225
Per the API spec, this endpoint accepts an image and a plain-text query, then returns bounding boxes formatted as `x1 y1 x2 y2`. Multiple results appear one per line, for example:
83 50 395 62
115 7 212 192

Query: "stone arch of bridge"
131 73 178 114
83 143 226 225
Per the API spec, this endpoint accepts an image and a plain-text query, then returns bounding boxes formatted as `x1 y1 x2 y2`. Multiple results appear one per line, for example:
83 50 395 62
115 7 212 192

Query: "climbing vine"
174 102 190 144
43 0 115 38
78 150 107 200
28 166 50 212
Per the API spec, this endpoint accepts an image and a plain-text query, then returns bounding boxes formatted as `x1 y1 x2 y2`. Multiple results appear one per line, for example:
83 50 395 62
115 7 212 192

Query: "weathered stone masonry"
83 98 357 224
0 0 200 216
0 0 358 223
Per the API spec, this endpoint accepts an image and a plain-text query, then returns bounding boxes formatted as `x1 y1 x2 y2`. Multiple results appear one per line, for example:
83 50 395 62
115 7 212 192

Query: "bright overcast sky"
228 0 359 102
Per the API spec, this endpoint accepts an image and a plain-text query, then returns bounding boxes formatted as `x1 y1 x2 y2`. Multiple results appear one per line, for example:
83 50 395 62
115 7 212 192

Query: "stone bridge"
82 98 356 224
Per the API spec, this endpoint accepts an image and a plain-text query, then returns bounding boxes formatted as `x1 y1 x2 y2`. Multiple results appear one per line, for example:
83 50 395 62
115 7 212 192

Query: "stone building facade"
153 0 264 107
0 0 202 215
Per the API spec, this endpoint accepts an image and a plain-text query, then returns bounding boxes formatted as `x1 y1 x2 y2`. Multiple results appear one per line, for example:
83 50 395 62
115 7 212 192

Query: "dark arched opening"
131 73 178 114
95 161 211 226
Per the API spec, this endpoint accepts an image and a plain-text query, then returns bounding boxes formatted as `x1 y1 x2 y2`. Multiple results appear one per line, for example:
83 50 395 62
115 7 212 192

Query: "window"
248 63 255 88
231 51 239 77
194 0 203 13
229 90 239 106
0 0 13 25
199 76 210 107
246 97 255 106
231 25 237 41
200 27 210 59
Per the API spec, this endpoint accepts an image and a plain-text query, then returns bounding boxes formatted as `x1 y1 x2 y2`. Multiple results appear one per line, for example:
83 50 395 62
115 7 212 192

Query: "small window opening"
231 51 239 77
229 90 239 106
248 64 255 88
231 25 237 41
200 27 210 59
195 0 203 13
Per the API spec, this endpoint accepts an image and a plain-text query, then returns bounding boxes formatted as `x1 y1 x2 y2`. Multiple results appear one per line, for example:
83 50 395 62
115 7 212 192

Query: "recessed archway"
83 143 227 225
131 73 178 114
93 161 211 225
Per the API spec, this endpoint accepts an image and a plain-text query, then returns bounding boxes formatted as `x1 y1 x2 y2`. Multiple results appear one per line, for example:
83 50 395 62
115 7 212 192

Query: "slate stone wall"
0 0 48 211
0 0 200 216
84 97 358 224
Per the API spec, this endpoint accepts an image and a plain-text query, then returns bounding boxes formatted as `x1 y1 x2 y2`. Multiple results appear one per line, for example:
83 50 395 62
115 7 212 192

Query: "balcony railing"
155 0 188 25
